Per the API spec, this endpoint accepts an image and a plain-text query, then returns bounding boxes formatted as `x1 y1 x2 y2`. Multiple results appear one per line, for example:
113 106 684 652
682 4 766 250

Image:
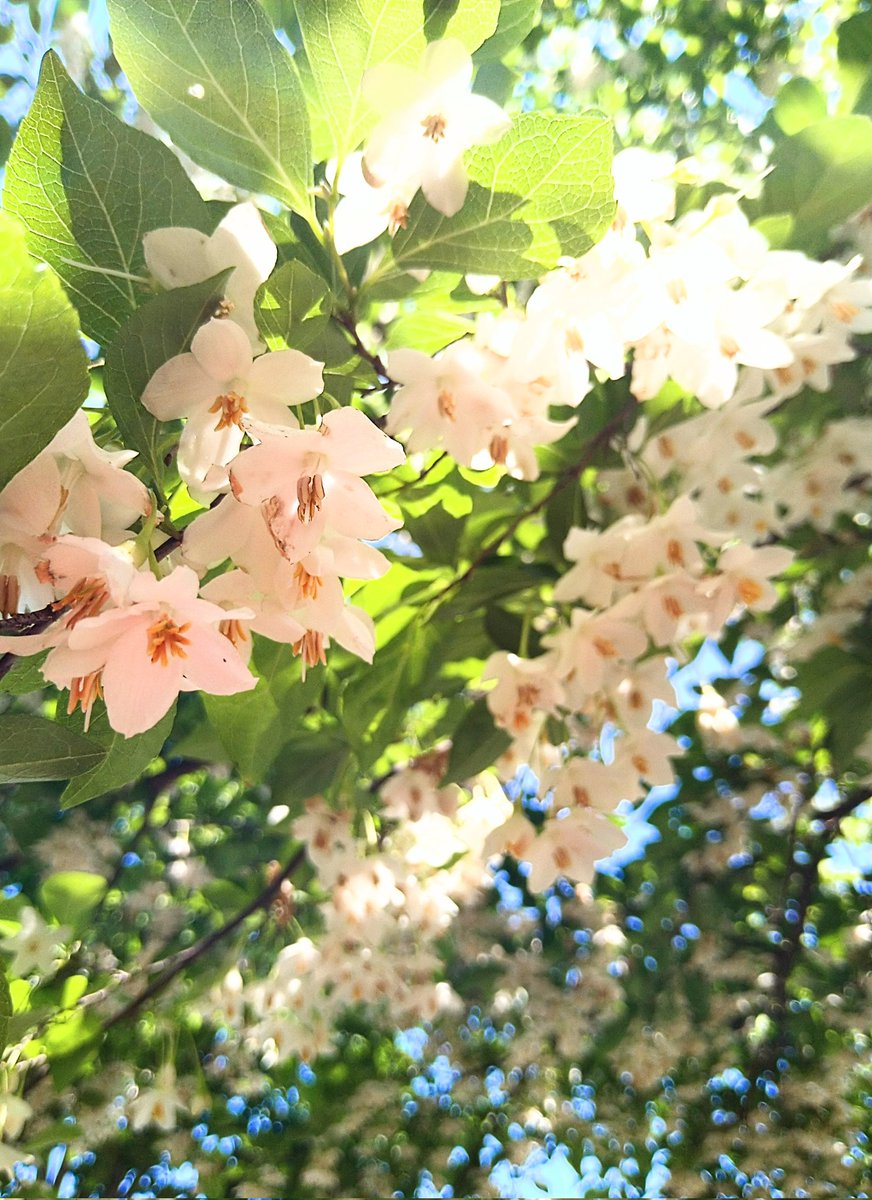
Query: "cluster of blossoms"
0 202 405 736
372 152 872 892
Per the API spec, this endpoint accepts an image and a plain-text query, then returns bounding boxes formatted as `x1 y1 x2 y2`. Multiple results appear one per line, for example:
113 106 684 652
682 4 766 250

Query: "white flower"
362 38 511 218
0 907 70 977
128 1065 186 1132
332 153 419 254
141 317 323 495
144 202 277 348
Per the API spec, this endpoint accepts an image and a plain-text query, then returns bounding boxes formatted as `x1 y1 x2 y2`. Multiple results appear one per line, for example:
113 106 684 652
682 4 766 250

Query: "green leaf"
0 652 48 696
293 0 499 161
40 872 107 929
203 685 281 783
390 112 614 276
270 730 353 805
442 696 510 784
475 0 541 62
107 0 313 214
102 271 231 490
3 51 211 346
59 704 176 809
404 502 466 564
756 116 872 255
0 211 89 492
255 259 332 353
837 9 872 116
772 77 827 136
0 973 10 1053
0 716 105 784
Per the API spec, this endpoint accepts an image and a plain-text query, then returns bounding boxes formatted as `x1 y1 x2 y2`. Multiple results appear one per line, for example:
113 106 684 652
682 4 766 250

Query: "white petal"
141 354 219 421
422 154 468 218
248 348 324 406
190 318 253 383
144 227 210 289
420 38 473 90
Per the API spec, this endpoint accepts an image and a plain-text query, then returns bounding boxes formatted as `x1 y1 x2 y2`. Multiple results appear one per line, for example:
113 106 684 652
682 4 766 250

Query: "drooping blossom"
141 317 323 495
41 565 256 736
144 202 277 347
362 38 511 217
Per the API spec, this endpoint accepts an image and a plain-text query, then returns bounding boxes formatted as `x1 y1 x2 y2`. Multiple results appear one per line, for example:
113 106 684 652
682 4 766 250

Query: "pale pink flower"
142 317 323 495
386 343 512 466
524 810 626 891
702 543 794 629
41 565 256 736
483 651 565 737
229 406 404 564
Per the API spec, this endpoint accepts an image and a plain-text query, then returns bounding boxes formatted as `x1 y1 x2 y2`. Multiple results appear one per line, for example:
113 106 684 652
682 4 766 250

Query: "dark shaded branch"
100 846 307 1032
334 312 394 386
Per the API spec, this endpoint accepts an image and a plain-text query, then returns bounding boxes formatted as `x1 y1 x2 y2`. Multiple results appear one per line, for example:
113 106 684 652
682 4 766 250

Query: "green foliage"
59 704 177 809
107 0 313 215
389 112 614 277
443 696 511 783
757 115 872 254
3 51 211 346
0 211 89 491
293 0 500 160
0 715 103 783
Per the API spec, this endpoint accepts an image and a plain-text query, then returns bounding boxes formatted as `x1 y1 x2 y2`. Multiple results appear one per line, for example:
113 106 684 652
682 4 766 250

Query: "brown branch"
100 846 307 1032
334 312 394 385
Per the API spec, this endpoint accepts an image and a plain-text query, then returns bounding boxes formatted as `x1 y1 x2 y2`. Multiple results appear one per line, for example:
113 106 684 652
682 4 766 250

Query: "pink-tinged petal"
177 414 244 490
420 38 473 90
190 318 253 383
59 481 102 539
65 605 142 651
327 603 376 662
130 563 201 608
260 495 326 562
182 499 269 572
323 535 389 579
177 626 257 695
1 455 64 535
229 438 310 505
248 349 324 407
0 629 58 655
42 640 110 687
141 354 219 421
143 227 210 289
101 624 182 737
421 154 468 218
319 406 405 474
325 472 401 540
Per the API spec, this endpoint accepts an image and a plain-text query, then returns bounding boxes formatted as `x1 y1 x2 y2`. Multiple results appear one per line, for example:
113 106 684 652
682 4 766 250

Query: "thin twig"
100 847 307 1032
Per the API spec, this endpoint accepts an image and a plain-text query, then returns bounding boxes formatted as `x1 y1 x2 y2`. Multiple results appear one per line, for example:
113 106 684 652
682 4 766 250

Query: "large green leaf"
293 0 500 161
107 0 312 214
102 271 231 491
40 872 107 929
442 696 510 784
0 212 89 491
59 704 176 809
389 112 614 277
255 258 332 354
3 51 210 347
0 716 105 784
757 116 872 255
837 9 872 117
474 0 542 62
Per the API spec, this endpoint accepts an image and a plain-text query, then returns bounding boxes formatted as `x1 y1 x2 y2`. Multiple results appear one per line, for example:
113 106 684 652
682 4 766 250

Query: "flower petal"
141 354 219 421
190 318 253 383
143 227 210 289
249 348 324 407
